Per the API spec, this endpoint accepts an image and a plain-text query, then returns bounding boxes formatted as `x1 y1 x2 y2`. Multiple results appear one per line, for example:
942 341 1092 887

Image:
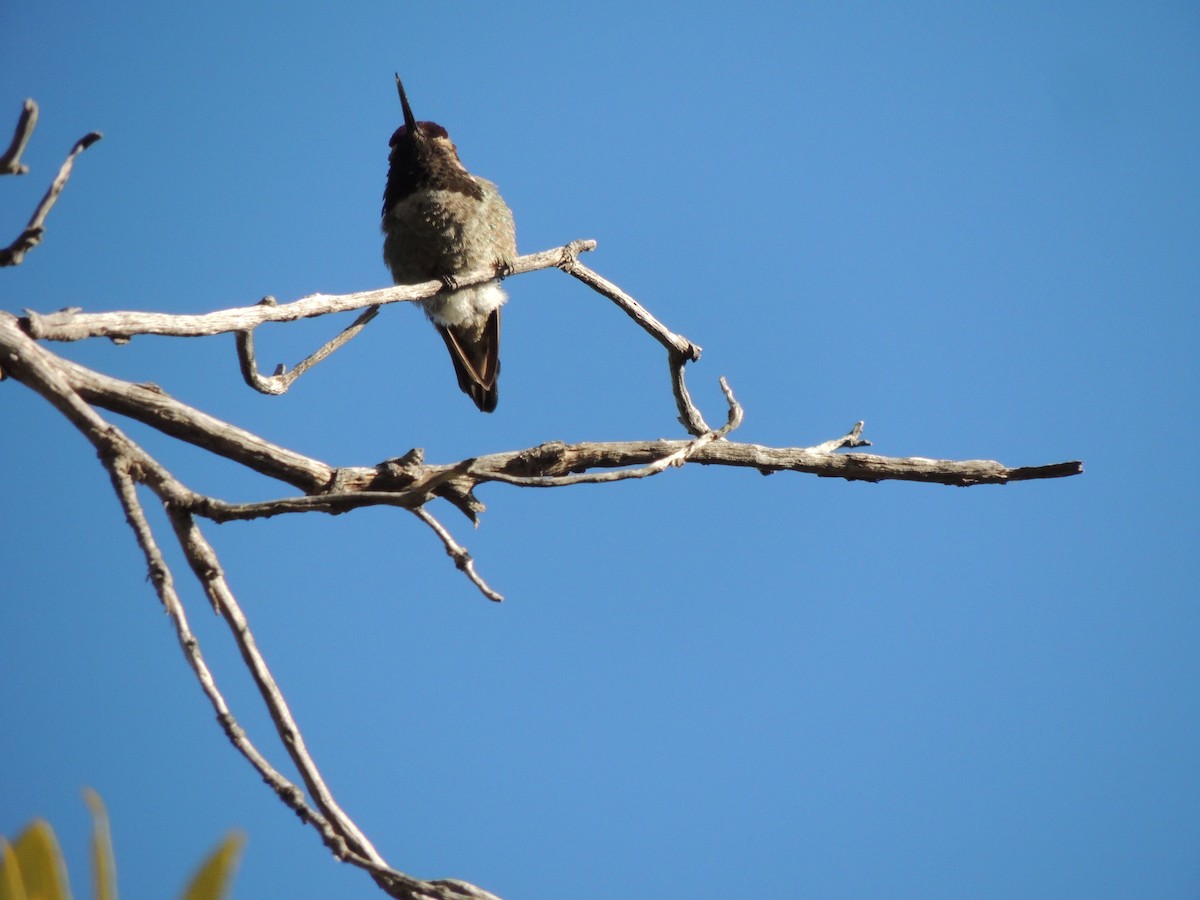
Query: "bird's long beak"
395 74 419 137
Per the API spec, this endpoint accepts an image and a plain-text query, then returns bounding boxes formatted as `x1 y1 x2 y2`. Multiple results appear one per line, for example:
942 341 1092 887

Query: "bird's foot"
494 258 515 279
439 274 460 292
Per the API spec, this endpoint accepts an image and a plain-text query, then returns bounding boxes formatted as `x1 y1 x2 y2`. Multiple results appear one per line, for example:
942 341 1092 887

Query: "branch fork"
1 100 101 267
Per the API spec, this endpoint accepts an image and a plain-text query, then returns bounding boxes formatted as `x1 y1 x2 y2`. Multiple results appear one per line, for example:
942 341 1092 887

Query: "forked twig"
1 127 102 267
18 235 719 430
482 377 743 488
555 244 710 436
105 462 339 842
165 507 387 865
238 301 380 395
809 421 871 453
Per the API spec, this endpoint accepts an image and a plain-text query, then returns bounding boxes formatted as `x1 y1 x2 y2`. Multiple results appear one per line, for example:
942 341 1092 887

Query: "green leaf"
82 789 117 900
0 838 30 900
12 820 70 900
180 832 245 900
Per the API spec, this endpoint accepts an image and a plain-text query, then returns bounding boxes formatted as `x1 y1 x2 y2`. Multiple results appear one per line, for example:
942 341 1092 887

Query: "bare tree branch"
558 252 700 361
13 235 727 431
412 507 505 602
237 299 380 395
1 126 101 267
52 349 337 492
668 347 712 435
104 462 342 840
467 434 1080 487
19 240 598 342
483 377 745 488
554 249 712 435
0 310 503 900
3 310 1082 502
2 109 1083 898
165 507 387 864
1 99 38 175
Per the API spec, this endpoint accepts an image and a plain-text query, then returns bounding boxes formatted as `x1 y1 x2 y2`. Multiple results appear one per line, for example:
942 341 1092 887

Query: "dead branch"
2 95 1083 898
238 300 380 394
105 463 347 844
1 110 101 266
12 236 732 433
4 314 1080 505
19 241 598 342
0 303 501 900
555 251 710 434
53 351 336 491
165 507 386 864
4 309 1083 500
1 99 38 175
412 507 505 602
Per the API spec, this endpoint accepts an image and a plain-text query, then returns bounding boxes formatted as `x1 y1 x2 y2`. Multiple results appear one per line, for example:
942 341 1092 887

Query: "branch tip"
1 116 101 266
412 507 504 602
1 99 38 175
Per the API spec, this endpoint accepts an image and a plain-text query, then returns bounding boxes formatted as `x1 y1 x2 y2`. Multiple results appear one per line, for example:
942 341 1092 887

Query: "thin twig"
0 314 496 898
669 349 711 436
1 99 38 175
556 248 711 436
558 254 700 360
808 421 871 454
411 507 504 602
238 302 380 395
165 507 387 865
1 130 102 267
482 377 744 488
104 462 336 835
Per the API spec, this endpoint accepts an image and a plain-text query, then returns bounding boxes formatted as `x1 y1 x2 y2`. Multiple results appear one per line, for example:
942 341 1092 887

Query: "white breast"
418 281 507 327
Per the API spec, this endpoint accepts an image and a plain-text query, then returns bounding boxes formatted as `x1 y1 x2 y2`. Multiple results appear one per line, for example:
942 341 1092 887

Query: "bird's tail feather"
437 310 500 413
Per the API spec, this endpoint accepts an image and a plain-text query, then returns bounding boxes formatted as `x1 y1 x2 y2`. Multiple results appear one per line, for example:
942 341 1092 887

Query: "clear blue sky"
3 3 1198 898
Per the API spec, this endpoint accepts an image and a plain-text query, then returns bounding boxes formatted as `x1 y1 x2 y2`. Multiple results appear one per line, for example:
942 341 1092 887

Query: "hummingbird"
381 75 517 413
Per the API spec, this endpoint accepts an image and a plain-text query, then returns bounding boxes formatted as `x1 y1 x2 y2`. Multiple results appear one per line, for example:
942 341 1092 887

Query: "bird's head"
388 74 462 164
383 75 482 217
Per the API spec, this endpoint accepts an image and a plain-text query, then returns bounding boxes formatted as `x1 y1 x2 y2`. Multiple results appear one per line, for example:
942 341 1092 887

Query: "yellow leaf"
82 790 117 900
0 838 30 900
179 832 244 900
12 820 70 900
